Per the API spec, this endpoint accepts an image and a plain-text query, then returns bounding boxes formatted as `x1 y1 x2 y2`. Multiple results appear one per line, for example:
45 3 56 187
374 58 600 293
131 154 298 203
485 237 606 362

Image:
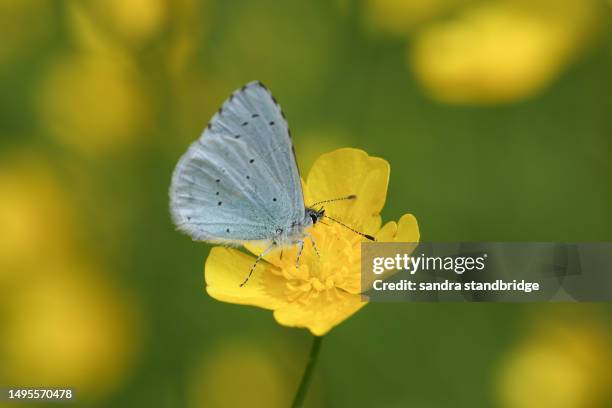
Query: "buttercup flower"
38 51 149 154
409 0 602 104
188 339 316 408
205 148 420 336
497 319 612 408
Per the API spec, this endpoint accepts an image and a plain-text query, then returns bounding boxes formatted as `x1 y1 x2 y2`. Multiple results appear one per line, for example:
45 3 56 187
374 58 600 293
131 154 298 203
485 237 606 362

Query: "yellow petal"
273 290 366 336
305 148 389 234
390 214 421 242
395 214 420 242
242 242 284 268
359 214 421 290
205 247 288 310
376 213 420 243
375 220 398 242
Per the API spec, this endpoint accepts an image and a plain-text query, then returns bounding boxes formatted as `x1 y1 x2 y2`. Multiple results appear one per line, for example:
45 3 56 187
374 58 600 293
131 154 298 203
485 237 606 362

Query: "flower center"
280 223 362 303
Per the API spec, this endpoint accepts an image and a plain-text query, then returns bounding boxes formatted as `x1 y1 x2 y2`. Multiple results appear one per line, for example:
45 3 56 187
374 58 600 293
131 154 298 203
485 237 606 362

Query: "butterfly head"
306 207 325 225
303 195 375 241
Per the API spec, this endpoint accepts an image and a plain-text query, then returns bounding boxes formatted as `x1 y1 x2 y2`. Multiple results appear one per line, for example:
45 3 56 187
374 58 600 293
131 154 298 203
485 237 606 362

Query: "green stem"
291 335 323 408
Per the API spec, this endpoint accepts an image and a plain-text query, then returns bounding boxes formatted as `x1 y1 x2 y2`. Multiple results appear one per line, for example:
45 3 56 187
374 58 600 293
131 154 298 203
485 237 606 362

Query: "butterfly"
169 81 373 286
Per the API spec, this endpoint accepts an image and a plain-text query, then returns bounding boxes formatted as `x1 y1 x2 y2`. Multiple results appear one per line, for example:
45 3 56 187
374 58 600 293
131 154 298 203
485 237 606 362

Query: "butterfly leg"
240 242 276 287
295 240 305 268
305 232 320 258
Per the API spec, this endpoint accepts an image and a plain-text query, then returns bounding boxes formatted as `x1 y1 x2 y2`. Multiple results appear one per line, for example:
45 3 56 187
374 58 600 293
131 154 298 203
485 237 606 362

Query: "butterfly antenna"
309 194 357 207
322 214 376 241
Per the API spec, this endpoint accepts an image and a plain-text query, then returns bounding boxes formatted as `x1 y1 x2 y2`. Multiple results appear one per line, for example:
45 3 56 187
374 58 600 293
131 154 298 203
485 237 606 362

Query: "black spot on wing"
251 113 259 118
241 121 248 126
249 159 254 163
218 201 222 206
269 121 275 126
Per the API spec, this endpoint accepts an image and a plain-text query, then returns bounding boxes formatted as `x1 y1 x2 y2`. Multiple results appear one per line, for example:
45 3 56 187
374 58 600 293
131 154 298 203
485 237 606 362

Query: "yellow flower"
1 262 140 398
497 319 612 408
0 153 76 281
188 339 320 408
92 0 167 45
38 51 149 154
409 0 602 104
204 148 420 336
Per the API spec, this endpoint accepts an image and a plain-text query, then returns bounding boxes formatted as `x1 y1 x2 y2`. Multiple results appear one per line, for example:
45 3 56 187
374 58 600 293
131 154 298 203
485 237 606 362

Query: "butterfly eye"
310 213 318 224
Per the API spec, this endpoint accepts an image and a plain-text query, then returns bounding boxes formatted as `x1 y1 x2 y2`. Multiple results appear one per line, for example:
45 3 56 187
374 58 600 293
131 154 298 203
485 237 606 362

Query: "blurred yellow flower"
189 339 320 408
1 263 140 398
0 152 140 399
409 0 602 103
497 319 612 408
38 52 149 154
65 0 207 152
0 153 75 281
364 0 470 35
92 0 167 45
66 0 167 49
204 148 420 336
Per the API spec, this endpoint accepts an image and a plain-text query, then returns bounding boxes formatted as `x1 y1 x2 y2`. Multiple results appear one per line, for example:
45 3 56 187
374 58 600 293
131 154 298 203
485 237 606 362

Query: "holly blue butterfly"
169 81 373 285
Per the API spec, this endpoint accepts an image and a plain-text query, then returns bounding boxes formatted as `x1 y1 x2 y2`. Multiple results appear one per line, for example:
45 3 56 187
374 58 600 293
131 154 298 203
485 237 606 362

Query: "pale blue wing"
219 81 304 220
169 81 304 243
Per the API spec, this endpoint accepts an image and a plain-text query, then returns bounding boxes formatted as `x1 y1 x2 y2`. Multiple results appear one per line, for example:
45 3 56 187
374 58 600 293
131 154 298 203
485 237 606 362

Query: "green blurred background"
1 0 611 407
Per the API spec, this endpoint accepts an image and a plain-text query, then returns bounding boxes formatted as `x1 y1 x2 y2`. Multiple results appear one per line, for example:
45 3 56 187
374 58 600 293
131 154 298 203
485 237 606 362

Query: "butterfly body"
270 207 326 246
